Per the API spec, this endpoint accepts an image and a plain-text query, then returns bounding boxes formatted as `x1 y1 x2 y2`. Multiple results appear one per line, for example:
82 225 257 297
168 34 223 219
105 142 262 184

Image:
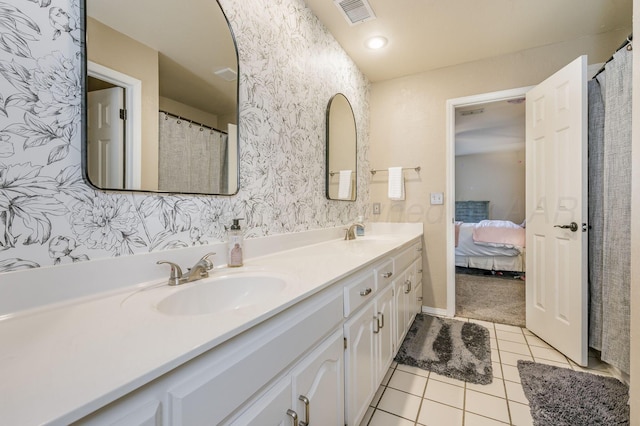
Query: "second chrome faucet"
157 252 216 286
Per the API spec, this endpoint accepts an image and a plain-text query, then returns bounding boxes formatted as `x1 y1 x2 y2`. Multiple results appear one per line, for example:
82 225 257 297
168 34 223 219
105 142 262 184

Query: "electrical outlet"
430 192 444 205
372 202 381 215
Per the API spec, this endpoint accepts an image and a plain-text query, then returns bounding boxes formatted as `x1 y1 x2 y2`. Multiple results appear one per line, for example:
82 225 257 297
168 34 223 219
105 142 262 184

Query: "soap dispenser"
227 218 244 267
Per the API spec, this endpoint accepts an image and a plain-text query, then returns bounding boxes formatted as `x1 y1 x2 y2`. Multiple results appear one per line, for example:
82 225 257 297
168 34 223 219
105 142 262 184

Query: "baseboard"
421 306 450 317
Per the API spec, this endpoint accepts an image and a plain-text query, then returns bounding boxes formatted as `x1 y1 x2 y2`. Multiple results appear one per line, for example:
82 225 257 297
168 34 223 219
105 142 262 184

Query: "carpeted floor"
456 272 525 327
395 314 493 384
518 360 630 425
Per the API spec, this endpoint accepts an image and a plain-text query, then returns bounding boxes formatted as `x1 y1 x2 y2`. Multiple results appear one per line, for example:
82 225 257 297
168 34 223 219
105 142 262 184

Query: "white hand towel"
388 167 405 200
338 170 352 199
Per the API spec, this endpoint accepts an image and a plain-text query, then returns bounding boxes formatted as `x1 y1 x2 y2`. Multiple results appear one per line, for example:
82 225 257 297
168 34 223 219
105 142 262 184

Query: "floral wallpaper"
0 0 370 273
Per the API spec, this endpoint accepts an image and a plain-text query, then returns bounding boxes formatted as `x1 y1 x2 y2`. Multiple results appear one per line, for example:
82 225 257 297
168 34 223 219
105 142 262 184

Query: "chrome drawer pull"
360 288 372 296
373 316 380 334
416 247 423 252
299 395 310 426
382 271 393 278
287 409 299 426
418 269 423 274
404 279 411 294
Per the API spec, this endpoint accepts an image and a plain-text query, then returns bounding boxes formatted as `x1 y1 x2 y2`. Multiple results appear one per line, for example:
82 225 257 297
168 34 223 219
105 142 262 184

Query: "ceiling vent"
334 0 376 26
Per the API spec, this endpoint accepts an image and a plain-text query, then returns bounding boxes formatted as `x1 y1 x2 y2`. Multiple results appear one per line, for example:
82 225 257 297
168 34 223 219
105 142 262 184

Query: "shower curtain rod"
160 110 227 134
593 33 632 78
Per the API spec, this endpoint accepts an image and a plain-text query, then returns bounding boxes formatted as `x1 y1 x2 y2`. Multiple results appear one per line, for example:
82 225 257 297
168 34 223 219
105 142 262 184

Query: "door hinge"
344 337 347 349
119 108 127 120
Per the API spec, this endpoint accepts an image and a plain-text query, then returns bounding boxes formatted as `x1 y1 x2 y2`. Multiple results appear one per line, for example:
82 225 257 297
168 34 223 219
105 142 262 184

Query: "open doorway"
453 98 527 326
445 87 531 324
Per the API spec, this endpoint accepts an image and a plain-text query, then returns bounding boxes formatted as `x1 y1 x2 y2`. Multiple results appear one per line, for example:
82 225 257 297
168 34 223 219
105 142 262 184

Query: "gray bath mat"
517 360 630 425
395 314 492 384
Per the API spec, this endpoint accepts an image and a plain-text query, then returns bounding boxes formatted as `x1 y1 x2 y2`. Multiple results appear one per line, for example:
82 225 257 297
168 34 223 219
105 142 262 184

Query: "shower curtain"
158 113 228 194
588 45 632 375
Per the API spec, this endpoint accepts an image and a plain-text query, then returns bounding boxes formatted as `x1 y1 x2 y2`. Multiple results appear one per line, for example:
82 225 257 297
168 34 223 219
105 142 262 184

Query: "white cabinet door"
291 330 344 426
228 377 293 426
375 284 395 381
393 270 408 350
344 303 377 426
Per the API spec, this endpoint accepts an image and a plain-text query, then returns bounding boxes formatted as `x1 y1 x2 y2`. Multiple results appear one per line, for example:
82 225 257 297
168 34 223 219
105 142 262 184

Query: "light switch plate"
430 192 444 205
372 202 381 215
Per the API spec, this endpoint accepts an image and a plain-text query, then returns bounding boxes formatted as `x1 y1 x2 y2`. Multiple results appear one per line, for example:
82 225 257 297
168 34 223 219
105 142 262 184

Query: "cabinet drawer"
168 288 343 425
374 259 394 290
394 242 422 273
343 269 376 317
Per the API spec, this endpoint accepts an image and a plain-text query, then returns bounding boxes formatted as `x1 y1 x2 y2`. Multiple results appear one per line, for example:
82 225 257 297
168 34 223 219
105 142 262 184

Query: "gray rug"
395 314 492 384
518 360 630 425
456 273 525 327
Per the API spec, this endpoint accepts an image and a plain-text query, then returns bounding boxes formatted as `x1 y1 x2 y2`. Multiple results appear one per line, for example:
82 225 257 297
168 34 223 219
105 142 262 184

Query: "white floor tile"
424 378 465 409
490 337 498 350
464 412 510 425
396 363 430 377
466 377 506 398
499 351 532 367
498 341 531 356
529 346 568 363
388 369 428 396
508 400 534 426
501 364 521 383
523 333 552 348
465 389 510 423
504 380 529 405
492 362 503 379
377 387 422 421
496 330 527 344
521 328 534 336
428 372 466 387
494 323 523 334
535 358 571 368
368 409 415 426
417 399 463 426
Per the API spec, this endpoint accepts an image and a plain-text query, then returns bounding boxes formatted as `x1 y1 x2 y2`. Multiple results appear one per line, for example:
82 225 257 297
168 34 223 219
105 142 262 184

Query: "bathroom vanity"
0 223 423 425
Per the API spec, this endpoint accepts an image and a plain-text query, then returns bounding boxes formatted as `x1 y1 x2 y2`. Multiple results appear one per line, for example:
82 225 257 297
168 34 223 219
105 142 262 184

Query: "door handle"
298 395 310 426
554 222 578 232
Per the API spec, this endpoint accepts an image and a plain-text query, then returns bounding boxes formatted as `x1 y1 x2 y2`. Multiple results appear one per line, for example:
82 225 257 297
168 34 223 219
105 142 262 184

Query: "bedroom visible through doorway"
450 92 528 326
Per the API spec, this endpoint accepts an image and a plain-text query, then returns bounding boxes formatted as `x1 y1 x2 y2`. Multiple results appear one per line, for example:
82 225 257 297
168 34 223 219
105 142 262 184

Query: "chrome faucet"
157 252 216 286
344 223 364 240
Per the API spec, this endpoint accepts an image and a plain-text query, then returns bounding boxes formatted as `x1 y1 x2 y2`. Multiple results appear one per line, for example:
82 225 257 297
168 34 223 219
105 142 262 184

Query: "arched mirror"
326 93 357 201
83 0 239 195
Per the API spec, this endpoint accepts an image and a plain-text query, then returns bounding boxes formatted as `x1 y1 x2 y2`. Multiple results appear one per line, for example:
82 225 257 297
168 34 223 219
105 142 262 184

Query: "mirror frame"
325 93 357 201
80 0 240 196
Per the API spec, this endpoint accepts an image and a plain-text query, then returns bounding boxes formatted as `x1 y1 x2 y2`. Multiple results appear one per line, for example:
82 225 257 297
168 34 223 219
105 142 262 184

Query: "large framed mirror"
326 93 357 201
83 0 239 195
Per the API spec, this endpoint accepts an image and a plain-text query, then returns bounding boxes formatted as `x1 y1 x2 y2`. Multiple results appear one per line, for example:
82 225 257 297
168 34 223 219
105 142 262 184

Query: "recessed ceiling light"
366 36 387 50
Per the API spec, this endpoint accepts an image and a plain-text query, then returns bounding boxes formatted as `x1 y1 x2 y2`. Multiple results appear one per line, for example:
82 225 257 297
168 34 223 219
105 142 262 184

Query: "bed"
455 201 526 273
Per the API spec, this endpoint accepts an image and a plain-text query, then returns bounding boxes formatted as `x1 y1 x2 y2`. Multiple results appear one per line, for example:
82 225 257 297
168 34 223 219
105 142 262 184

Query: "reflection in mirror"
326 94 357 201
84 0 239 195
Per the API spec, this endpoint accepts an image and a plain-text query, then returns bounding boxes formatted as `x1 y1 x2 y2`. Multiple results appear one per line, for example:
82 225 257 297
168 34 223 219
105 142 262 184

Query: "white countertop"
0 224 422 425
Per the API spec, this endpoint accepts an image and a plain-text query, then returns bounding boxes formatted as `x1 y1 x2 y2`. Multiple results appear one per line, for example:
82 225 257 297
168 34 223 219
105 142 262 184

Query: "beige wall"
87 17 160 190
369 29 631 309
630 0 639 421
455 149 526 223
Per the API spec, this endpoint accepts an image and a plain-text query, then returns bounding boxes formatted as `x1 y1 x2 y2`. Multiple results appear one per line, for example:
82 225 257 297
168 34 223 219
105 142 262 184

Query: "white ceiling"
304 0 632 82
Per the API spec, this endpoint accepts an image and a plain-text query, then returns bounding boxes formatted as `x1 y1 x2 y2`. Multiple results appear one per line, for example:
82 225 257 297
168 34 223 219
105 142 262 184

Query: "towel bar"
370 166 421 175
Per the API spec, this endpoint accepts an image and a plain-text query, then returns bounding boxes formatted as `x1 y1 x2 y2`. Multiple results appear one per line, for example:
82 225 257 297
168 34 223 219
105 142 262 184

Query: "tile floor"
359 318 613 426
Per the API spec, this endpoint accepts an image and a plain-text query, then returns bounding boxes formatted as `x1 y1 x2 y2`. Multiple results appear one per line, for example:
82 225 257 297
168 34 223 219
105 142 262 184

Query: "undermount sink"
156 273 290 316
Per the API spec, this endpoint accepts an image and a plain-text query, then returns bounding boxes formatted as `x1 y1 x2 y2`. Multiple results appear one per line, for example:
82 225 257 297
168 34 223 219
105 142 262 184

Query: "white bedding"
455 222 521 257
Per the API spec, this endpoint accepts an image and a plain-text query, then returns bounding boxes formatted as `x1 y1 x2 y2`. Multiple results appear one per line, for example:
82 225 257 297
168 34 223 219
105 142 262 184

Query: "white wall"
455 149 526 223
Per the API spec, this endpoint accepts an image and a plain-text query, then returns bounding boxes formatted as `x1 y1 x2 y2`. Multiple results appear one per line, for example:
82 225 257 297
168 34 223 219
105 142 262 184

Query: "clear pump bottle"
227 218 244 267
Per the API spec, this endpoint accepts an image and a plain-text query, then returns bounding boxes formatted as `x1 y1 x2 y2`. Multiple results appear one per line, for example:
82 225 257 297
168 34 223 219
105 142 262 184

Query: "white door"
291 330 344 426
525 55 588 366
87 87 125 189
